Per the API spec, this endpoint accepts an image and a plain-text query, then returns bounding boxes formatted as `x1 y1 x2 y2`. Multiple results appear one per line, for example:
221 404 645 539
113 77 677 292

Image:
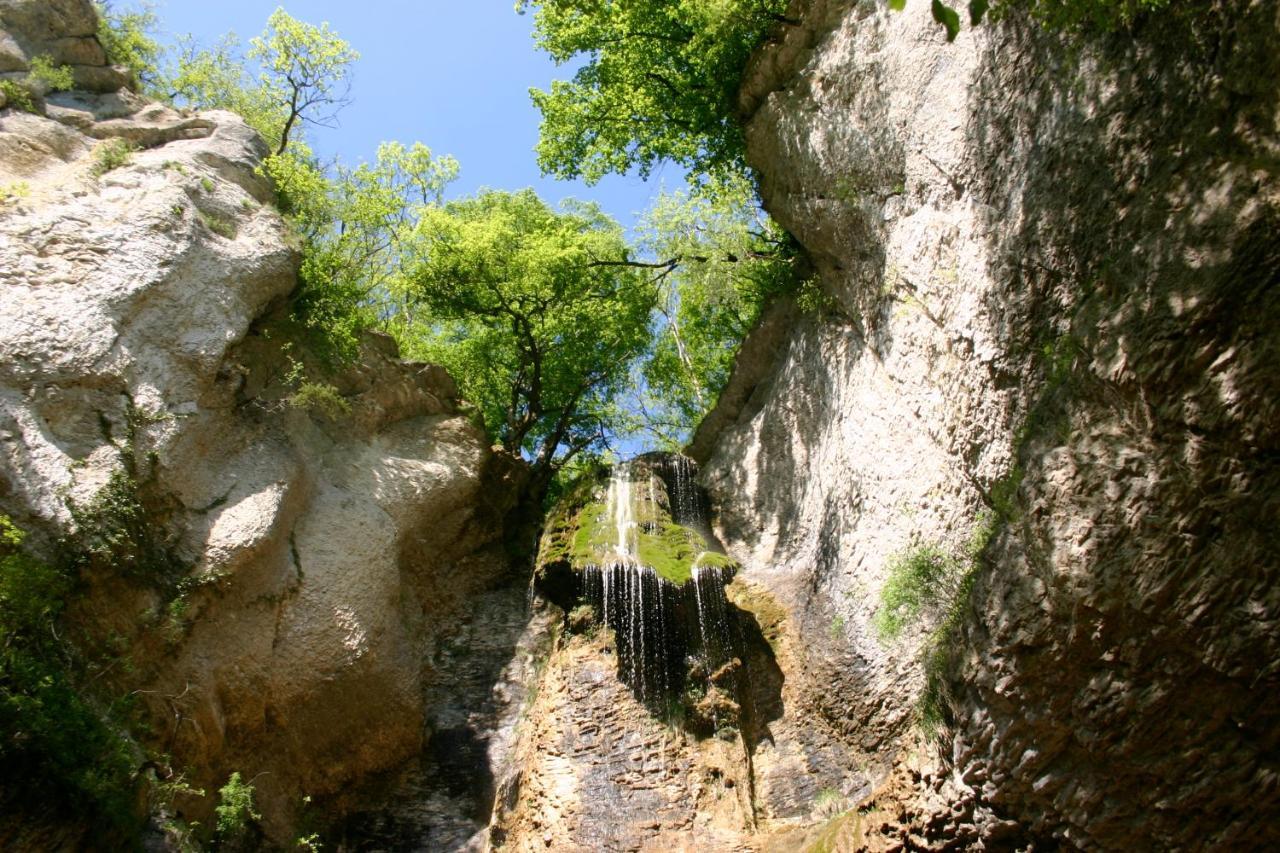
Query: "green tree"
164 10 380 365
289 140 459 364
166 33 290 150
519 0 792 185
94 2 164 91
248 8 359 155
394 190 655 497
633 175 799 444
165 8 356 156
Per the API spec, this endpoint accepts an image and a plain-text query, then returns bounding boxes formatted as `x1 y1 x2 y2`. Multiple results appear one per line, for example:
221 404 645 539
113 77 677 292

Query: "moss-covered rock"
536 456 736 588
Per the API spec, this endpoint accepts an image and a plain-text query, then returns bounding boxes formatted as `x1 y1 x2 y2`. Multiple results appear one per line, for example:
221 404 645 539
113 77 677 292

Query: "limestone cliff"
4 0 1276 850
691 0 1279 848
0 0 529 844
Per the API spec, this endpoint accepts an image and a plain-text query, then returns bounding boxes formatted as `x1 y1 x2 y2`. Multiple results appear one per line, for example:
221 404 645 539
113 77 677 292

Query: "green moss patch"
539 469 736 587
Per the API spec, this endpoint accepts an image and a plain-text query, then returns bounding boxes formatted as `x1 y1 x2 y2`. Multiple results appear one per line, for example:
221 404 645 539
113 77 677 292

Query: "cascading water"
668 454 706 528
578 455 741 722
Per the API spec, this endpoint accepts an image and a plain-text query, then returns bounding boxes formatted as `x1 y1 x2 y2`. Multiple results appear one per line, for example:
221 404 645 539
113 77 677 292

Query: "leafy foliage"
166 9 356 156
874 543 963 640
166 33 289 150
633 175 801 444
247 9 359 155
66 463 183 588
395 189 654 488
288 380 350 419
874 515 996 732
520 0 791 184
0 79 34 112
0 516 139 838
90 138 135 177
28 55 75 92
0 53 73 113
214 771 261 839
899 0 1175 41
94 2 164 90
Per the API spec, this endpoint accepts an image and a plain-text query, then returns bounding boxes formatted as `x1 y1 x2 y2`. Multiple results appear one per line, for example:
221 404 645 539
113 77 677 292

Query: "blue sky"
148 0 681 232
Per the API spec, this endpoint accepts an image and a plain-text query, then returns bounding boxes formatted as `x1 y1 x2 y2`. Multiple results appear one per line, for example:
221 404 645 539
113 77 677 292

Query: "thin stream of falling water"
637 562 646 703
583 458 739 721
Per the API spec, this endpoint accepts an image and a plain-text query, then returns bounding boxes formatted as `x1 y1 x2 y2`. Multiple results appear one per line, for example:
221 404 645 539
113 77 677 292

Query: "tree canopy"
519 0 791 185
632 175 800 445
94 4 804 494
394 190 655 490
162 9 356 156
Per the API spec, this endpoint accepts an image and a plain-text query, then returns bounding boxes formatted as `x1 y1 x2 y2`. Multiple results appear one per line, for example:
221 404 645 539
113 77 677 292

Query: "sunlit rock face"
0 2 530 843
693 0 1280 848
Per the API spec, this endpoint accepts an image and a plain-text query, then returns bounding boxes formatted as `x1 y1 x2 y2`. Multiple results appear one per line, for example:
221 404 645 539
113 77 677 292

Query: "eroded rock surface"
695 0 1280 849
0 2 530 843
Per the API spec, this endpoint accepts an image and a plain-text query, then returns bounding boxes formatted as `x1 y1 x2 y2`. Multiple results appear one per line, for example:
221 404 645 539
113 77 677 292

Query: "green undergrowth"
91 138 136 177
0 514 142 841
0 54 74 114
873 508 1004 734
0 400 234 842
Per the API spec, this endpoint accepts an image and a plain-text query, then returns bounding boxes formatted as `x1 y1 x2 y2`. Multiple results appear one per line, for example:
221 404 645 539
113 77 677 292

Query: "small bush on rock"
288 379 350 420
91 138 136 177
875 515 996 732
28 55 74 92
215 772 261 840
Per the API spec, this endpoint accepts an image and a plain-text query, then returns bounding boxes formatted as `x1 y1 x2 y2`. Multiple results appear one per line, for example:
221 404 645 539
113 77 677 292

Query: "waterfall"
607 469 637 557
667 454 705 528
580 457 740 717
581 561 677 704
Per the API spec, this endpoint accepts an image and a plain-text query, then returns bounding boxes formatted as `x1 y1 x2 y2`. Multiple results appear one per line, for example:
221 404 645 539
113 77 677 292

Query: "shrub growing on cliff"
893 0 1176 41
91 138 136 177
28 55 75 92
0 54 73 113
875 515 996 731
166 9 356 156
95 1 164 91
215 771 261 841
288 379 350 420
0 515 139 838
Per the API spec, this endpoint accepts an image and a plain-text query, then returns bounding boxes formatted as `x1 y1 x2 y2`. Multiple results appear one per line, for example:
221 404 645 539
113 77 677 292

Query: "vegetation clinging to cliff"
0 516 139 839
895 0 1176 41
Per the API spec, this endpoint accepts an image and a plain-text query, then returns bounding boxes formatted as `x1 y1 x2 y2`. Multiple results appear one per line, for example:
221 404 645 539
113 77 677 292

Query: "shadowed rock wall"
695 0 1279 848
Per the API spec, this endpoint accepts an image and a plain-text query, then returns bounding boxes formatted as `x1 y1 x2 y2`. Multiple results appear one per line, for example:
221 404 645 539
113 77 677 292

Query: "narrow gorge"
1 0 1276 851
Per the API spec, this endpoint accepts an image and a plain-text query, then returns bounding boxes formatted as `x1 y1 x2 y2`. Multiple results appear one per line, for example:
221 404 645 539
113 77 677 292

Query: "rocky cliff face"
5 1 1276 850
690 0 1279 848
0 1 531 844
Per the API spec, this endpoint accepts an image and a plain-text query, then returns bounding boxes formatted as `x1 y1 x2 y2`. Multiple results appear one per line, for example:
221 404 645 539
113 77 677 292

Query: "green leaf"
888 0 907 10
931 0 962 41
968 0 990 25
